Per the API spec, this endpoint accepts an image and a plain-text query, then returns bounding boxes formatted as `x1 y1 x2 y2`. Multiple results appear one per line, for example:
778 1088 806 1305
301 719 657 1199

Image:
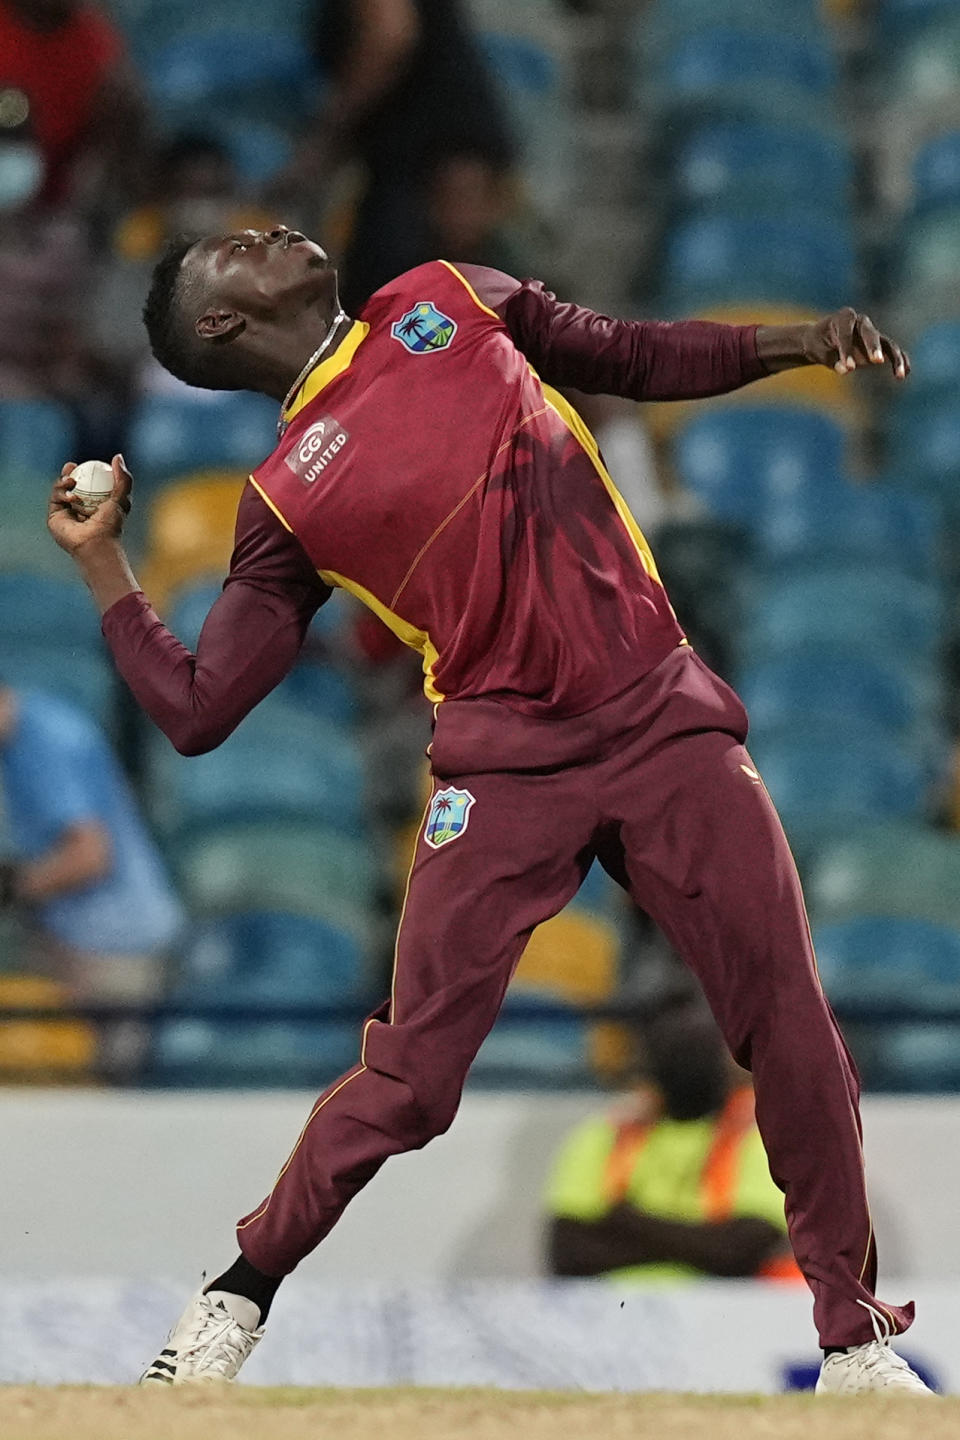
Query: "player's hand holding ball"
47 454 133 556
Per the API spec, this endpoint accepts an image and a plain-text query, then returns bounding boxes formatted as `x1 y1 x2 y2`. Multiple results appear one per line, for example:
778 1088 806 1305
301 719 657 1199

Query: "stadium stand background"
0 0 959 1096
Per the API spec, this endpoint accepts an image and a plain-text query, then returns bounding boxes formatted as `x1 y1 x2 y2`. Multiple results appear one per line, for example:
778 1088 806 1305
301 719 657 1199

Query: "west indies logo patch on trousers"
424 786 476 848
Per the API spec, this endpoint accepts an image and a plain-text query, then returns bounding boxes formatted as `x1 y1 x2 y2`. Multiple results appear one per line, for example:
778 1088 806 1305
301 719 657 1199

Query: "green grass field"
1 1387 954 1440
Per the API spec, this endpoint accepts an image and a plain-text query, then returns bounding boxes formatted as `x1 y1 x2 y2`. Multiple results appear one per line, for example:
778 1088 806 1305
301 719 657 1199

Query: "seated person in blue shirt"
0 684 185 1071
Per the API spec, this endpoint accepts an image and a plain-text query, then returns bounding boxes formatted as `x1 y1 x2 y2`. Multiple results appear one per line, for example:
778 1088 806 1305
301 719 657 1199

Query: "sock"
823 1346 849 1357
205 1253 283 1326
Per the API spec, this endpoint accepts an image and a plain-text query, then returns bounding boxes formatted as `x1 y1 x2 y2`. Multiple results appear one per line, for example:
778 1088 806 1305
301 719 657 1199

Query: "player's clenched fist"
47 455 133 556
803 306 909 379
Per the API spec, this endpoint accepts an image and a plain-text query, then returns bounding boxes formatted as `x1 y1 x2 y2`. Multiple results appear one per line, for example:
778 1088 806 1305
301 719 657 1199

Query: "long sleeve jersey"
103 261 767 754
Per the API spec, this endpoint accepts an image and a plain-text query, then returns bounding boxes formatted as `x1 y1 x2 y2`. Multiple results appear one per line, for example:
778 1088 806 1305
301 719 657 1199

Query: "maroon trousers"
237 646 913 1347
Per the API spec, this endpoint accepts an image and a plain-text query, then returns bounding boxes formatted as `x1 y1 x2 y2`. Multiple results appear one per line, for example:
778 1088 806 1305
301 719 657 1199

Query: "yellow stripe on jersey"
282 320 371 427
248 474 293 532
319 566 445 704
438 260 502 321
250 468 443 702
540 382 665 588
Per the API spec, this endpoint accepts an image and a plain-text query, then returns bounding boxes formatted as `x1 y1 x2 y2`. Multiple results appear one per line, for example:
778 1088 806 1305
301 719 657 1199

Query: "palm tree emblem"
425 787 475 848
397 308 428 341
430 793 453 841
392 302 457 353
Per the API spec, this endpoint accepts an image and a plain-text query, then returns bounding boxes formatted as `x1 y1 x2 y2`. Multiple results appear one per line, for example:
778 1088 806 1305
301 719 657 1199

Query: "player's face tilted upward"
187 226 341 350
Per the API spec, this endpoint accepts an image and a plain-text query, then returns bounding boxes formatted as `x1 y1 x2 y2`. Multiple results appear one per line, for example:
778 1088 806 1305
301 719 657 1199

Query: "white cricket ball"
70 460 114 516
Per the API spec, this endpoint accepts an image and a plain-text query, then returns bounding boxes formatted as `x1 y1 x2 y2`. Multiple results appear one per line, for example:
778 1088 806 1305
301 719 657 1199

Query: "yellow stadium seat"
0 975 96 1081
645 305 866 445
950 746 960 833
821 0 861 16
516 911 631 1083
515 909 619 1002
141 471 248 611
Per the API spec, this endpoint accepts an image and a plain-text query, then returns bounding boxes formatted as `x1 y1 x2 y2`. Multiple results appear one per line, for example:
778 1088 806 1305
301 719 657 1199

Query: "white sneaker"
816 1302 933 1396
139 1286 264 1385
816 1342 933 1395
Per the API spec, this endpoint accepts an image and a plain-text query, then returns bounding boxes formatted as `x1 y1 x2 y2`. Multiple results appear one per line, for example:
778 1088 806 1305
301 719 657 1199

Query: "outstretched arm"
547 1205 787 1279
456 266 909 400
48 460 328 755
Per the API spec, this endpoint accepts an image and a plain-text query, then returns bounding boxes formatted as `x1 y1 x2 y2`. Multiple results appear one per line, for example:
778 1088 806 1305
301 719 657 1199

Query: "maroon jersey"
256 261 685 714
102 262 766 752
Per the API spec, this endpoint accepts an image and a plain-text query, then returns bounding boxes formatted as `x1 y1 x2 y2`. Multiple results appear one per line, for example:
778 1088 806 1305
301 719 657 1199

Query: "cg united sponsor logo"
284 415 350 484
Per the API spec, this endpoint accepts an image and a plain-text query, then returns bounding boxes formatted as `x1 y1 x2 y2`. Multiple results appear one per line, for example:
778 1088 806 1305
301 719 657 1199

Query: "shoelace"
850 1343 912 1382
178 1299 255 1376
845 1301 922 1388
856 1298 896 1347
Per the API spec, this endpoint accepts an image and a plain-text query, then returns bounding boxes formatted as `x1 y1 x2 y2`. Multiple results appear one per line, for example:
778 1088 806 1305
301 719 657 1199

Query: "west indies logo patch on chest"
284 415 350 484
391 301 458 354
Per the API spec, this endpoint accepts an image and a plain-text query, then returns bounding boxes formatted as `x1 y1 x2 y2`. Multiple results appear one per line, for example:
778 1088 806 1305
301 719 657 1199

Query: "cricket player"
48 226 930 1395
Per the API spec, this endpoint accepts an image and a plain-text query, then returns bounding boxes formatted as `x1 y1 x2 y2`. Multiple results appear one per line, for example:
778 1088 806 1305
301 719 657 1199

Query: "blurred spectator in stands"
0 87 92 399
0 684 185 1076
544 1005 800 1284
288 0 516 310
425 147 523 276
0 0 146 215
93 133 274 397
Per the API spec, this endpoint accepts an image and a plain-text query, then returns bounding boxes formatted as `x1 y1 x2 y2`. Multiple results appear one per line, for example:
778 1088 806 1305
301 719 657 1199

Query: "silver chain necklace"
277 308 349 439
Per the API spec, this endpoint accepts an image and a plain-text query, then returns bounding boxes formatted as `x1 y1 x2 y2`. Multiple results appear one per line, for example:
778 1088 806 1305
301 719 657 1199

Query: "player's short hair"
142 236 231 391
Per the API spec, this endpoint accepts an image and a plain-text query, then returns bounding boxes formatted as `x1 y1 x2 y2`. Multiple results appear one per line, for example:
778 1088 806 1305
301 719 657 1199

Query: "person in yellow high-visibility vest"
545 1006 802 1285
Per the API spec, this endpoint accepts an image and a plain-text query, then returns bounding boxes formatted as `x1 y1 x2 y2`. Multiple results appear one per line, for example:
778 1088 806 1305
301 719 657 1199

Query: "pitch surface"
1 1387 954 1440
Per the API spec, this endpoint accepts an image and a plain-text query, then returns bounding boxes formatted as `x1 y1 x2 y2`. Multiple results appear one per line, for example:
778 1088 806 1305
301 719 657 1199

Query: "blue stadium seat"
672 121 851 214
888 402 960 518
120 0 311 63
166 584 358 726
743 567 944 663
897 206 960 296
898 322 960 403
659 212 855 313
570 858 622 919
480 31 571 216
144 29 315 127
178 821 377 933
0 574 104 650
871 1024 960 1093
637 0 822 61
180 911 370 1005
747 724 927 855
807 822 960 929
876 0 960 39
470 992 591 1087
151 1017 360 1088
738 651 934 737
281 662 359 727
125 391 278 487
754 481 939 580
148 698 366 837
0 398 75 483
912 130 960 213
815 917 960 1013
0 647 115 728
214 120 295 188
651 29 837 127
671 409 845 525
885 11 960 108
